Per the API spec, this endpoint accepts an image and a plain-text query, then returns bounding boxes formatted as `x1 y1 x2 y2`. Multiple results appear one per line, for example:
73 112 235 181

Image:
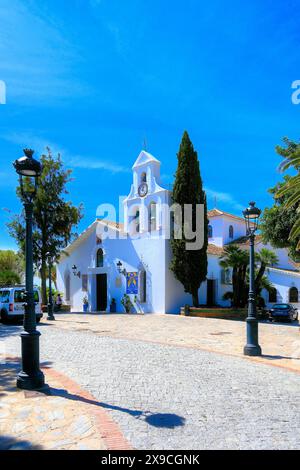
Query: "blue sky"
0 0 299 249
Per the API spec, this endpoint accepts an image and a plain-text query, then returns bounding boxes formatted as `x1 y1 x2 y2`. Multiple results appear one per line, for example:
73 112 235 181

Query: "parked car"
269 303 298 323
0 286 43 323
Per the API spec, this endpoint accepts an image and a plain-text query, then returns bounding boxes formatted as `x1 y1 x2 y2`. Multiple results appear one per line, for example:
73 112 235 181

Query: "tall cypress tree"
170 131 208 307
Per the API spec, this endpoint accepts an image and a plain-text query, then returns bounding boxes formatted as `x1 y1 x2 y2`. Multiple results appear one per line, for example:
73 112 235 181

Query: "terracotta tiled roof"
207 208 224 218
207 244 224 256
97 219 124 231
208 208 245 223
227 235 263 247
290 260 300 271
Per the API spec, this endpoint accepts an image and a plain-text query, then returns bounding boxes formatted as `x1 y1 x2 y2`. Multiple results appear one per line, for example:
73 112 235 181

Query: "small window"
229 225 234 239
208 225 213 238
221 268 232 285
65 272 70 302
96 249 104 268
170 212 175 239
82 274 88 292
149 202 157 232
141 172 147 183
289 287 298 303
268 287 277 303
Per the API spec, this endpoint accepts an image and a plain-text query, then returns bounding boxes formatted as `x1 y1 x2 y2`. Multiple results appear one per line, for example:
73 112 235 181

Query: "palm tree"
276 138 300 250
254 275 275 310
220 245 249 307
255 248 278 293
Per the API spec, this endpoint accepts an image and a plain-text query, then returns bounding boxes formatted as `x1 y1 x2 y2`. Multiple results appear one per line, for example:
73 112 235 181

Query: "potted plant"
83 295 89 313
110 298 117 313
121 294 132 313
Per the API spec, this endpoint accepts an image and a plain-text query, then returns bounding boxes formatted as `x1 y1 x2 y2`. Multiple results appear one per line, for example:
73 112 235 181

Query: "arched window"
208 225 213 238
289 287 298 303
64 272 70 302
229 225 234 239
141 172 147 183
149 202 157 232
268 287 277 303
96 248 104 267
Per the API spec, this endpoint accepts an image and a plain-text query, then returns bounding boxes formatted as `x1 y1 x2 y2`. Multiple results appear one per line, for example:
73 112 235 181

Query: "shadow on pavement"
0 323 22 339
262 354 300 361
49 386 186 429
0 358 185 430
0 435 43 450
0 358 53 399
0 320 51 340
262 320 300 328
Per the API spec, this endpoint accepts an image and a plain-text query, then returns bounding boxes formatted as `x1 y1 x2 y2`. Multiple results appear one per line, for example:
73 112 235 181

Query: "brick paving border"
6 356 132 451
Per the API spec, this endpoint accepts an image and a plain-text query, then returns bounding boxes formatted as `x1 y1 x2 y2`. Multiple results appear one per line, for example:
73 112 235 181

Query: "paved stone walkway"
2 317 300 450
0 357 131 450
45 313 300 373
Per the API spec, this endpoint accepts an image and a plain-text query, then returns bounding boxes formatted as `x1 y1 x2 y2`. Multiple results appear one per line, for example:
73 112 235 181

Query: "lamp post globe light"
243 201 262 357
13 149 45 390
46 252 55 321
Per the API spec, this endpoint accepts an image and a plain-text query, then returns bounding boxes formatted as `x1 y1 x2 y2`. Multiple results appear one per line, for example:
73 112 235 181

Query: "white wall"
57 223 168 314
99 232 167 314
222 217 246 245
57 228 96 312
208 216 224 247
207 255 232 307
208 216 246 247
261 268 300 311
164 245 232 314
255 242 294 271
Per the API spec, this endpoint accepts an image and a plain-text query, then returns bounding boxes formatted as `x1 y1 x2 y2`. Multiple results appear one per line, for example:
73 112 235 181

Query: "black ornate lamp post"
117 260 126 276
243 201 262 357
117 260 123 274
47 252 55 321
14 149 45 390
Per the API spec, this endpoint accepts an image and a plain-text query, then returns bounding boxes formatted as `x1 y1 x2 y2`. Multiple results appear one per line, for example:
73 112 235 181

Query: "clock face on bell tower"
138 182 148 197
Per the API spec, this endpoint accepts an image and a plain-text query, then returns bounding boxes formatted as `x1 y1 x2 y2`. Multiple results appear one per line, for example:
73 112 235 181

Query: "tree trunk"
232 267 239 307
239 265 248 307
40 258 47 306
255 263 266 294
192 288 199 307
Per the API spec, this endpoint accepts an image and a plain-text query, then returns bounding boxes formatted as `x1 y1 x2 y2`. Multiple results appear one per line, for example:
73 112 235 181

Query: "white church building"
56 150 300 314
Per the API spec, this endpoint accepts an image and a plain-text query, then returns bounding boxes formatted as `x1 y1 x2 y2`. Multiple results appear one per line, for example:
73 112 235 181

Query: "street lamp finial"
23 149 34 158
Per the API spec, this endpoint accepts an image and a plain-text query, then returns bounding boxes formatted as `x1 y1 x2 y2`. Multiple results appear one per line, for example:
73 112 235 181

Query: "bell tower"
123 150 168 235
132 150 161 194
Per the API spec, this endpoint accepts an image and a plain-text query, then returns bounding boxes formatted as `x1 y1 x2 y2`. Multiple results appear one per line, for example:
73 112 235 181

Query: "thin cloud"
69 156 130 174
205 187 244 212
1 132 130 175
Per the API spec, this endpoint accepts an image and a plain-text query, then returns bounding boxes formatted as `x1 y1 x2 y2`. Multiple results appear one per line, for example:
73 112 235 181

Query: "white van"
0 286 43 323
